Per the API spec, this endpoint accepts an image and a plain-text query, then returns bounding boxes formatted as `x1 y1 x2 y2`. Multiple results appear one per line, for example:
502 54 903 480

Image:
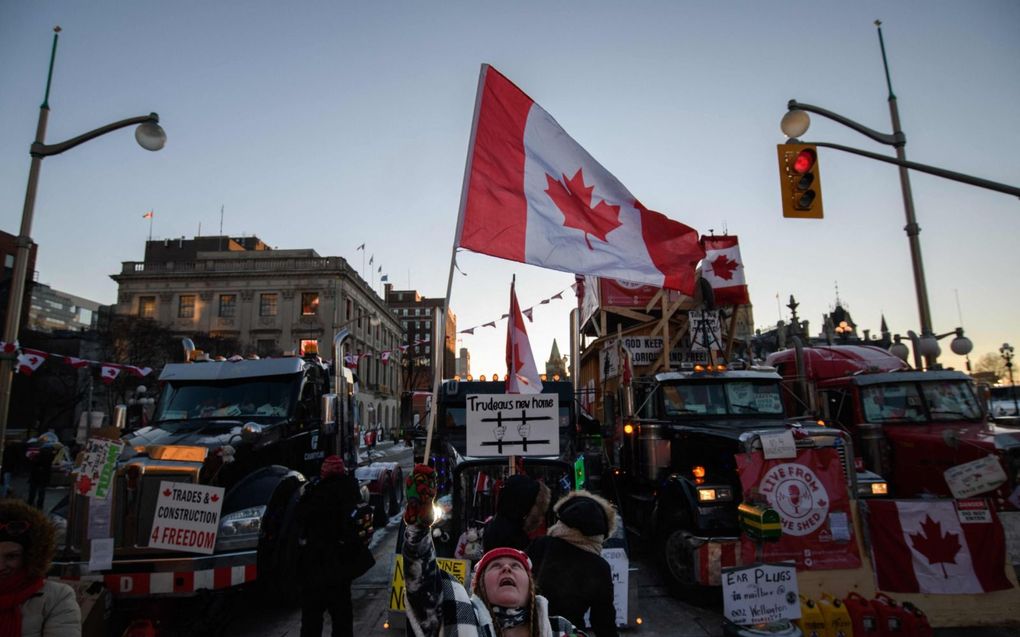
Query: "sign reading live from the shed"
466 393 559 457
149 481 225 555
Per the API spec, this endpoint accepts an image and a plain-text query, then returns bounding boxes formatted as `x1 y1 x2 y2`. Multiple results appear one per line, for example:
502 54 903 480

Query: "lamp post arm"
806 140 1020 199
30 113 159 158
788 100 903 147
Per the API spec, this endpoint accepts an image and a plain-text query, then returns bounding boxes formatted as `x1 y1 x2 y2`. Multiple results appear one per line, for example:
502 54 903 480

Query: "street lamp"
779 22 1018 369
891 328 972 370
0 27 166 472
1000 343 1019 418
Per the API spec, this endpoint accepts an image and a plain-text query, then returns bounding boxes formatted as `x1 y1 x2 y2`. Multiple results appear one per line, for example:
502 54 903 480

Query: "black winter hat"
556 495 609 536
497 475 541 521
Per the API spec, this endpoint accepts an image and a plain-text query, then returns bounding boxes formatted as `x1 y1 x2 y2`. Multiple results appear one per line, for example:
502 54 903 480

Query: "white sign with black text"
722 562 800 626
149 481 225 555
689 310 723 353
465 393 560 457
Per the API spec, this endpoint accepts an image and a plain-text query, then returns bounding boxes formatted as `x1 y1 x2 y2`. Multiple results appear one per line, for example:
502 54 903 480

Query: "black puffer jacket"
528 490 619 637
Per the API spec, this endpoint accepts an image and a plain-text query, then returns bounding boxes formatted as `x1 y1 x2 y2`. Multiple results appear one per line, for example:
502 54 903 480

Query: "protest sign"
722 562 800 625
75 438 125 499
465 393 559 456
148 481 225 555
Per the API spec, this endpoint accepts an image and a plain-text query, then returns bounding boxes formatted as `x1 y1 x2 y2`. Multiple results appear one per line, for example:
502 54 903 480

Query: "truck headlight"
697 486 733 502
218 505 266 539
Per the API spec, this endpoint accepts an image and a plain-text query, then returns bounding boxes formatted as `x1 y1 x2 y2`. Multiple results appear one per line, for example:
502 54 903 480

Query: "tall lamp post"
0 27 167 473
1000 343 1019 418
780 21 1015 369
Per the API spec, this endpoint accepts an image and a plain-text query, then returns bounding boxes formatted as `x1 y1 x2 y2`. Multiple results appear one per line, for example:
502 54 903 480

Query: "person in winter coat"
0 499 80 637
527 491 618 637
402 464 579 637
295 455 365 637
482 475 550 553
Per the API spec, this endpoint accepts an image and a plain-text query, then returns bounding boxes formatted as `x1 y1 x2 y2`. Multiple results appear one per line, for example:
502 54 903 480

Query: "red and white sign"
149 482 225 555
700 235 749 306
506 279 542 394
737 448 861 570
867 499 1013 594
459 65 704 293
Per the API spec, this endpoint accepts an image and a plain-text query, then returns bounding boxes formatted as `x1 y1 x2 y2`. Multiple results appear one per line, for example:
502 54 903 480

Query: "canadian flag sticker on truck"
149 481 226 555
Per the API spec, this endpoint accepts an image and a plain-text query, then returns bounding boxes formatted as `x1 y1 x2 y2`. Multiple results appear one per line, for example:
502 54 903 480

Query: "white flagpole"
423 63 489 463
148 210 153 242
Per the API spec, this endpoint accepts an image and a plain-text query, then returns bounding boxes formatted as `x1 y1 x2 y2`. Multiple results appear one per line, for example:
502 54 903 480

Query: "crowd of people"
0 437 619 637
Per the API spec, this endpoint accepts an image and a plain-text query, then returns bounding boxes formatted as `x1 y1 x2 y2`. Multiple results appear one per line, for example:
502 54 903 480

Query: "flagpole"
148 211 153 242
423 63 488 464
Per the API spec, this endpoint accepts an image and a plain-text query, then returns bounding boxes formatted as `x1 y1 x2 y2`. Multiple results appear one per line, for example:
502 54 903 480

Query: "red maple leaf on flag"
545 169 621 250
909 514 962 577
210 493 219 502
710 254 740 281
163 488 172 497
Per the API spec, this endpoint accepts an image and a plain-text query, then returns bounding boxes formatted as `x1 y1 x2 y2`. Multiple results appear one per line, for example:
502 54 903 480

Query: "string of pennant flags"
456 286 570 335
0 340 152 383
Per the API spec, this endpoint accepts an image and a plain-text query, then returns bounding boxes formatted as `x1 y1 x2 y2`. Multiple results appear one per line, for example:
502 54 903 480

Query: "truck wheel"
660 527 713 605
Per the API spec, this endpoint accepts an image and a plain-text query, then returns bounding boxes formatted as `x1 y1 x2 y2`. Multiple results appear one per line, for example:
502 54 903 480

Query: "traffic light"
777 143 823 219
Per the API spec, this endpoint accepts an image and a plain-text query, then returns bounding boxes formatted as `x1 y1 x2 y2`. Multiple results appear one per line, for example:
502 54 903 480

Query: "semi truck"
49 330 381 605
766 344 1020 510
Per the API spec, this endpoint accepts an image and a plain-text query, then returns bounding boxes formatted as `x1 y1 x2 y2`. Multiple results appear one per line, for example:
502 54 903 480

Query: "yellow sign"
389 555 470 611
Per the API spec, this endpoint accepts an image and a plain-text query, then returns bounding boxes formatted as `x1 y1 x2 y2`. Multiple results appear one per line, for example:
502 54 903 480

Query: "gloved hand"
403 464 436 526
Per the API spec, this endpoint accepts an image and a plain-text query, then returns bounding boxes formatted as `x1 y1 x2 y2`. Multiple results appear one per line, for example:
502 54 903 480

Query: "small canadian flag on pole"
16 349 47 375
142 210 154 219
505 277 542 394
101 364 122 384
381 351 391 365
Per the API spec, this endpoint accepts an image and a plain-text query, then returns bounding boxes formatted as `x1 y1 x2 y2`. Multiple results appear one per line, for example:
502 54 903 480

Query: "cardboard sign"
689 310 723 352
603 547 629 626
148 481 225 555
759 431 797 460
722 562 800 625
465 394 559 457
600 340 621 379
389 555 469 611
944 455 1007 499
75 438 125 499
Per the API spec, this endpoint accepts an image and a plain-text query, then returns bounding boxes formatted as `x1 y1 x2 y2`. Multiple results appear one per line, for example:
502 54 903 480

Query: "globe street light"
0 27 166 472
1000 343 1019 418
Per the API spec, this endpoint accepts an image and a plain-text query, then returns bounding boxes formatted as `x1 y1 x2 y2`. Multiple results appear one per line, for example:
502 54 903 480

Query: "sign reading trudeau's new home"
466 393 559 457
149 481 225 555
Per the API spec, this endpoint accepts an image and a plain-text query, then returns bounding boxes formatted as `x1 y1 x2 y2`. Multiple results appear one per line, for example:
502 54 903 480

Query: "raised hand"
403 464 437 526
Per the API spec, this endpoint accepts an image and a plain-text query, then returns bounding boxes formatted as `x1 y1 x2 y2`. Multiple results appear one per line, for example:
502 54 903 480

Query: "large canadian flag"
505 279 542 394
700 235 749 306
459 65 705 294
867 499 1013 594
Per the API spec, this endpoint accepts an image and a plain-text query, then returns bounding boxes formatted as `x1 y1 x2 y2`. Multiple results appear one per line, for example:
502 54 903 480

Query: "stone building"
110 235 403 434
384 284 457 391
545 339 568 379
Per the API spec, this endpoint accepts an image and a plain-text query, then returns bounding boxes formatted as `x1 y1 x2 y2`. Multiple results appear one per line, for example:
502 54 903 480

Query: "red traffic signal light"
777 143 824 219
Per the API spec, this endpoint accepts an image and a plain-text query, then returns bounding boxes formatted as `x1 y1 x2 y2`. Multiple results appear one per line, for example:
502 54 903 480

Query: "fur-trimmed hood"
0 498 57 579
552 490 617 538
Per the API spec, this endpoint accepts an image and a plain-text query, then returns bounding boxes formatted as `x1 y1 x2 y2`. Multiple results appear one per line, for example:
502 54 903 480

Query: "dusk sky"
2 2 1018 374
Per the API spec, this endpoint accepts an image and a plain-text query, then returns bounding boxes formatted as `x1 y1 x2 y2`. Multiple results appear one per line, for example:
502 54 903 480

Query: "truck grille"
67 469 196 555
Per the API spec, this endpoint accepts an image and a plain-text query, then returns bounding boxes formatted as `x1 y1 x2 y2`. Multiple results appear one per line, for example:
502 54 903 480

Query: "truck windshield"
154 375 301 424
661 381 784 416
861 381 981 423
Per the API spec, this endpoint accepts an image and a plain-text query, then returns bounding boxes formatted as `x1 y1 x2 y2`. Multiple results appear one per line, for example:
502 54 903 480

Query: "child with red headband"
402 465 581 637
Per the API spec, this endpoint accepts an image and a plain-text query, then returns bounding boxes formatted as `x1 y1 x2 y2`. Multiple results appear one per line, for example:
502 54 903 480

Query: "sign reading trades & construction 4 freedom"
149 481 225 555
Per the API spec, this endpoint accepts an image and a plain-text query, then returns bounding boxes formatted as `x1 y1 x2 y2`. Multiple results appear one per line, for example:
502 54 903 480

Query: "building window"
301 292 319 316
178 295 195 319
256 339 276 358
260 293 278 317
300 339 318 356
138 296 156 318
345 299 353 321
219 294 237 318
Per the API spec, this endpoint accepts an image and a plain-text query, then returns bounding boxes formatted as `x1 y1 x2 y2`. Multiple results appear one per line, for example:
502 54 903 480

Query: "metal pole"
876 21 936 369
0 28 60 478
